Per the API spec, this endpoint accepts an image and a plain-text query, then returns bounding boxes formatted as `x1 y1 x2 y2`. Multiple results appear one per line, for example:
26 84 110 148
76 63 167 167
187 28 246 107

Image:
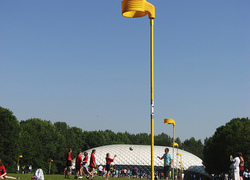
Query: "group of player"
0 147 171 180
65 148 116 180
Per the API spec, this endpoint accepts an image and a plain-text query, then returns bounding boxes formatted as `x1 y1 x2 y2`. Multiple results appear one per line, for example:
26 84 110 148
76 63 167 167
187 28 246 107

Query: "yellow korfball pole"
164 119 176 180
121 1 155 179
150 17 155 180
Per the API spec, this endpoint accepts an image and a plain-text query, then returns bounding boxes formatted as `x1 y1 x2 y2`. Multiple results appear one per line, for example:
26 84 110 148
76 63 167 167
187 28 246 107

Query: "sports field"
8 174 129 180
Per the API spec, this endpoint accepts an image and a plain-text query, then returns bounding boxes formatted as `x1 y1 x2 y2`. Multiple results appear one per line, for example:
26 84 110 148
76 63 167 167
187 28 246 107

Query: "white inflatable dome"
73 144 210 177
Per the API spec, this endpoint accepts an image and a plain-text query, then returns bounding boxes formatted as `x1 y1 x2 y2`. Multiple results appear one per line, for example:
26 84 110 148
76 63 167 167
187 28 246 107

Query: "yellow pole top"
164 118 175 126
122 0 155 19
171 142 179 147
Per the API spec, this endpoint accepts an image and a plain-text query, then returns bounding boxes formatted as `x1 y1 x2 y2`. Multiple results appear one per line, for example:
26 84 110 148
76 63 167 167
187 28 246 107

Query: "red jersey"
90 153 96 168
0 165 6 176
75 154 82 169
240 157 244 171
106 157 114 166
67 152 72 161
83 155 88 163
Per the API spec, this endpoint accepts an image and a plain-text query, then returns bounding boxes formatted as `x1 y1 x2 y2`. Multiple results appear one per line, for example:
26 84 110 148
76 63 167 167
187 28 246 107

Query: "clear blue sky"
1 0 249 142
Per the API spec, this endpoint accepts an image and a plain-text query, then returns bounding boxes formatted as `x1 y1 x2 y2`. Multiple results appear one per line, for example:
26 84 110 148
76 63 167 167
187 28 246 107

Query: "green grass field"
7 174 129 180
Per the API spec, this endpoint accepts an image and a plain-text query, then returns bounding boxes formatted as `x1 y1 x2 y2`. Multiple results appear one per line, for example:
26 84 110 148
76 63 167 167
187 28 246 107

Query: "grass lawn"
7 174 129 180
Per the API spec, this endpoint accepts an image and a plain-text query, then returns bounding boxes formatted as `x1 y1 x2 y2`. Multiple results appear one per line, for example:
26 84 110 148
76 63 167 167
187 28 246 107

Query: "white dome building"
73 144 211 179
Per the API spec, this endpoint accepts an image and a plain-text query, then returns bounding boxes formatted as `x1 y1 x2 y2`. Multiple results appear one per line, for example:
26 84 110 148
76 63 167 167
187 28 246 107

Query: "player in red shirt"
87 150 96 180
239 152 244 180
75 151 83 179
82 152 92 178
105 153 116 180
0 159 18 179
65 148 72 179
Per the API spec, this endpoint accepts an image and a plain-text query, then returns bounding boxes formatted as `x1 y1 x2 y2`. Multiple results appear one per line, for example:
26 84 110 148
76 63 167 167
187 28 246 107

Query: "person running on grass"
82 152 92 179
75 151 83 179
87 150 96 180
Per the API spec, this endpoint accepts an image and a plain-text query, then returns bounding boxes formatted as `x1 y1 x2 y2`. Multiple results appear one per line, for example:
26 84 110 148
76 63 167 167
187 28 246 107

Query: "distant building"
72 144 211 179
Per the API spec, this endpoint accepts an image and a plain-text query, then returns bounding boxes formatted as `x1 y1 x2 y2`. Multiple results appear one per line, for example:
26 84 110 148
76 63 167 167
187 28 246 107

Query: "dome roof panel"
72 144 210 177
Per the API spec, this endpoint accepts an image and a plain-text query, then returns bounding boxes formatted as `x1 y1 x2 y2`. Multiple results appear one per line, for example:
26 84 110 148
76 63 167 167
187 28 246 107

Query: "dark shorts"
106 164 111 172
164 166 171 178
76 163 81 170
66 160 72 167
240 170 244 176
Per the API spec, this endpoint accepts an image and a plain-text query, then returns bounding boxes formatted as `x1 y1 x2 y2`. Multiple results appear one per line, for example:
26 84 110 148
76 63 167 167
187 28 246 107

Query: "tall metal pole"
176 149 179 180
150 18 155 180
172 125 175 180
121 2 155 180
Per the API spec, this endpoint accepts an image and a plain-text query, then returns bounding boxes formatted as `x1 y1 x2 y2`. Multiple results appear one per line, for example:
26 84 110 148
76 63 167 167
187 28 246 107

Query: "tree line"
0 106 203 174
0 106 249 175
203 117 250 174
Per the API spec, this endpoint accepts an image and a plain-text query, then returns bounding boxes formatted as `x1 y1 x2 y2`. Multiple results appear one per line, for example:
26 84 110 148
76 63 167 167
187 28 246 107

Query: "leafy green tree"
0 107 20 172
203 117 250 174
19 119 64 174
53 122 87 172
84 131 102 149
114 132 126 144
155 133 172 146
175 137 182 149
102 130 116 145
133 133 151 145
53 122 69 173
182 137 203 159
103 130 118 145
